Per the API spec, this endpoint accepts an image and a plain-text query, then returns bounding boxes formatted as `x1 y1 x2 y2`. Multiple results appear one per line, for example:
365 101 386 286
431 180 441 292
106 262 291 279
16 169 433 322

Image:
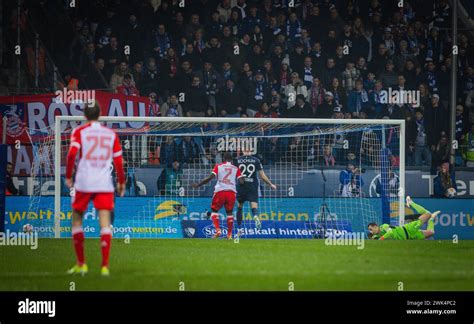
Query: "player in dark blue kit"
235 150 277 236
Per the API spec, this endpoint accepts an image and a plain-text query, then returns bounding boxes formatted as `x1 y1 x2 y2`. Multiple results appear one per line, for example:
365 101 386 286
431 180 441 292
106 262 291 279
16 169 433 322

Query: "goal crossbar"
53 116 405 238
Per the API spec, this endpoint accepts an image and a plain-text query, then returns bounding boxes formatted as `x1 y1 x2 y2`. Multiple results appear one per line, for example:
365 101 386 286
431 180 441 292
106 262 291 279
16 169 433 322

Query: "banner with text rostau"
0 90 150 145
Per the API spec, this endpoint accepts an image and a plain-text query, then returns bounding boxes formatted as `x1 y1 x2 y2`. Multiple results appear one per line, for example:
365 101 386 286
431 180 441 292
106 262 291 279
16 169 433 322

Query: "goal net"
25 116 405 239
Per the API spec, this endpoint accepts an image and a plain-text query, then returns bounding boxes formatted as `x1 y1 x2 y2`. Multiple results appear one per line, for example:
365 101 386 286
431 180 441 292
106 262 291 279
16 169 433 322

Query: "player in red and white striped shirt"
193 152 244 239
65 104 125 276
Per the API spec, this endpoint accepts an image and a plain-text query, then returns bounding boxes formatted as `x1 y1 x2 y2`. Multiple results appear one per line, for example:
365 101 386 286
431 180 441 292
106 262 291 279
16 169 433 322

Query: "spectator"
431 135 450 170
246 70 271 116
178 137 202 165
217 79 244 117
462 124 474 167
339 163 364 198
277 57 292 92
465 90 474 124
141 57 160 96
157 160 183 196
196 61 223 109
413 109 432 166
109 61 130 92
455 105 469 144
285 94 313 118
379 60 398 88
184 76 208 117
283 72 308 108
345 151 359 166
342 61 360 92
317 92 337 118
181 43 202 71
203 36 225 68
433 162 457 198
148 92 160 117
368 80 385 118
370 43 390 75
347 79 370 117
115 74 139 96
159 47 180 98
308 76 325 116
161 94 184 117
175 60 194 94
160 136 179 168
300 56 315 89
131 61 143 91
375 170 400 197
101 36 124 78
328 77 347 108
255 102 278 118
421 59 440 94
425 94 449 149
321 145 336 166
6 162 19 195
320 57 340 89
85 57 108 89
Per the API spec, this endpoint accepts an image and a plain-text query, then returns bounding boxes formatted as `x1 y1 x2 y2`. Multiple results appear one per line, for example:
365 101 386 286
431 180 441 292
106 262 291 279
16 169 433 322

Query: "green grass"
1 239 473 291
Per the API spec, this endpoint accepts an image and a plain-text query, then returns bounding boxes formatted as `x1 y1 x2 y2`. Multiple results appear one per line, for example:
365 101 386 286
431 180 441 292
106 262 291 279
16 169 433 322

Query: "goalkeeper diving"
367 196 440 240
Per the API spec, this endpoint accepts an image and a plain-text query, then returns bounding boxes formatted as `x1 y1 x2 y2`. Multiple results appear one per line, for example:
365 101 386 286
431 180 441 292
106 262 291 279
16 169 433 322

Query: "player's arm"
237 167 245 185
192 173 216 188
65 129 81 188
113 134 126 197
380 230 394 240
258 170 277 189
193 164 217 188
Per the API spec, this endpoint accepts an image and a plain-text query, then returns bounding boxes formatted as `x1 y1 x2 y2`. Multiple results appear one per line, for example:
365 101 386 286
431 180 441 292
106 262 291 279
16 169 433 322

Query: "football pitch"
1 239 473 291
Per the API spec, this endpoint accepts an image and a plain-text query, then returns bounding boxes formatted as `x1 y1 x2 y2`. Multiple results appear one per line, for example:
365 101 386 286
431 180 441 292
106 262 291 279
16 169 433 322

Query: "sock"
410 200 429 215
251 208 258 218
211 213 220 231
237 208 243 227
72 226 85 266
100 227 112 267
427 218 435 232
227 216 234 236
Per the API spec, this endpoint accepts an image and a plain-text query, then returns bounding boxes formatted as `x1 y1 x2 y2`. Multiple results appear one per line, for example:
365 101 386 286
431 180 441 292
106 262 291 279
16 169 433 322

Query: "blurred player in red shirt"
65 104 125 276
193 152 244 239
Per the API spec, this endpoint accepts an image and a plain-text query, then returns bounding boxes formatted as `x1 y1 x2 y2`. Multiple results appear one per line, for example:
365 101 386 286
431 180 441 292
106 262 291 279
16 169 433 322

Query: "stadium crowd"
15 0 474 173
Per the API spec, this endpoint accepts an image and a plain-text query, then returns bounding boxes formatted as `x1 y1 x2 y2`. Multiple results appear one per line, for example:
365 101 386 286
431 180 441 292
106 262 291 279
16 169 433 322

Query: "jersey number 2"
222 168 234 184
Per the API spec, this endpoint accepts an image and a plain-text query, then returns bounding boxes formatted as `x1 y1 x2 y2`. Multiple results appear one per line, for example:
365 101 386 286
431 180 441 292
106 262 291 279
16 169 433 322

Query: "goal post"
52 116 405 239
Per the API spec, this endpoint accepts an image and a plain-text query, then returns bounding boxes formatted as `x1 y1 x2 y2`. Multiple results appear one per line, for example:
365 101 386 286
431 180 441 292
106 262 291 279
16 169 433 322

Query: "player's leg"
236 200 245 237
210 193 223 238
67 192 90 275
406 196 430 215
224 191 237 240
98 209 112 275
94 193 115 275
421 210 439 239
405 211 440 240
250 201 261 229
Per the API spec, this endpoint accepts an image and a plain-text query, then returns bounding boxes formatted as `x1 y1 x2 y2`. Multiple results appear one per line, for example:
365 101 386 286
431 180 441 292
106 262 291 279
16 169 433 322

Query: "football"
22 224 33 233
446 187 457 198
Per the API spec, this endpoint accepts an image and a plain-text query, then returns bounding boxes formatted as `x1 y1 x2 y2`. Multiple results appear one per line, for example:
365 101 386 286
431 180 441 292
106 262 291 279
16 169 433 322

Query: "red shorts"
211 191 236 212
72 191 114 212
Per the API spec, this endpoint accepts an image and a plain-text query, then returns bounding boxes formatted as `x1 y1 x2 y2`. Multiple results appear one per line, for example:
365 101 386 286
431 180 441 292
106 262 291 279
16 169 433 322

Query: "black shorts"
237 188 259 204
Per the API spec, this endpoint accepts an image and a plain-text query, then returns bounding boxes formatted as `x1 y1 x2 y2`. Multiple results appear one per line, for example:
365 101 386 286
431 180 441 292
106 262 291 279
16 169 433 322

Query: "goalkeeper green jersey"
375 221 425 240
